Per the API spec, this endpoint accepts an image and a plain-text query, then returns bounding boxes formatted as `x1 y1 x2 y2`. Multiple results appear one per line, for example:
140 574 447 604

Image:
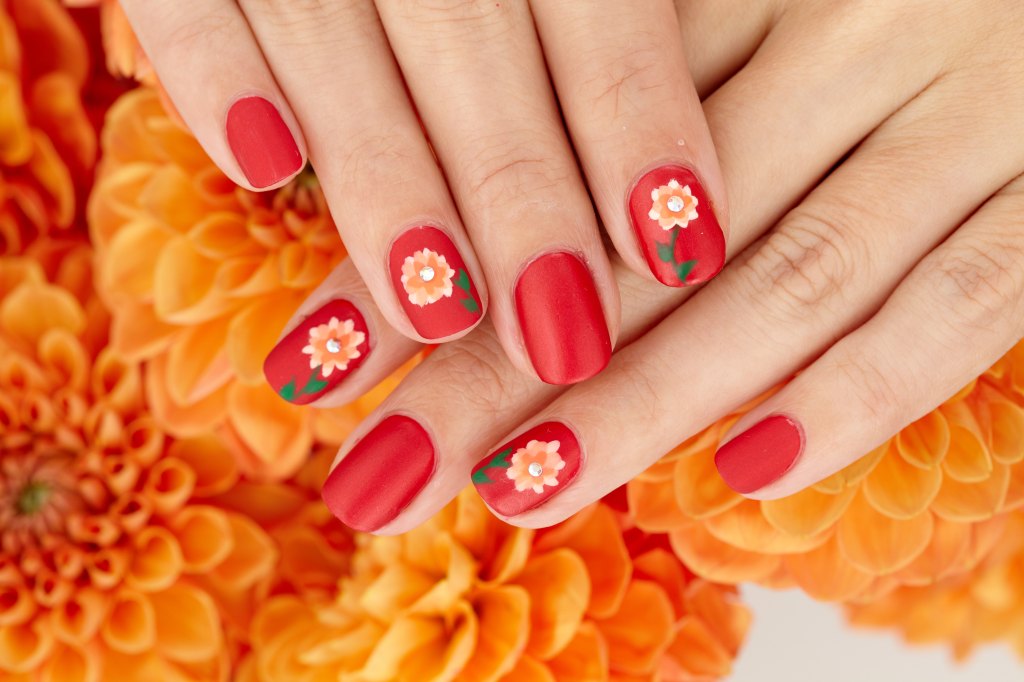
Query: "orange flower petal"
669 523 781 584
836 492 935 574
0 281 84 347
165 315 233 406
546 621 608 682
931 462 1010 522
783 535 874 601
535 504 631 619
500 654 555 682
862 446 943 520
171 505 233 573
167 435 239 497
894 516 972 586
48 588 106 645
0 621 53 673
226 382 312 481
942 424 993 483
149 584 222 664
627 476 690 532
811 443 886 495
126 527 184 592
209 513 277 589
760 485 855 538
459 586 531 682
664 615 736 680
895 410 950 470
152 236 236 325
101 589 155 654
706 500 830 554
514 549 591 660
226 293 303 385
672 446 743 520
594 580 674 675
41 642 97 682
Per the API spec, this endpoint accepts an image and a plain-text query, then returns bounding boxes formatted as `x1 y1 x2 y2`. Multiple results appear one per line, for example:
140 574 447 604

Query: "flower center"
528 462 544 477
419 266 435 283
667 196 685 213
16 482 51 515
325 338 341 353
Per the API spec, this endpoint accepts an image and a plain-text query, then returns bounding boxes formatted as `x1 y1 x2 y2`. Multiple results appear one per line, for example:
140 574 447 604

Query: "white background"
730 586 1021 681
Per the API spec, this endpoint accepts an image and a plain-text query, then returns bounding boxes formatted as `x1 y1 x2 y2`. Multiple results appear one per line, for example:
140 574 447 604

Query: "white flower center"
419 266 435 282
667 196 685 213
528 462 544 477
325 338 341 353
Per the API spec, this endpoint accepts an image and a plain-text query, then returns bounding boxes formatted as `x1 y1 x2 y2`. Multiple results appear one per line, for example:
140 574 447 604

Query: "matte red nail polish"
514 252 611 385
321 415 435 532
225 96 302 188
471 421 582 517
388 226 482 340
628 165 725 287
263 299 370 405
714 415 804 494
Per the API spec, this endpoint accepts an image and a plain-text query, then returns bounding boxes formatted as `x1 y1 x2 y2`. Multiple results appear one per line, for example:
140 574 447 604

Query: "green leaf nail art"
278 380 297 401
473 448 513 484
455 269 471 293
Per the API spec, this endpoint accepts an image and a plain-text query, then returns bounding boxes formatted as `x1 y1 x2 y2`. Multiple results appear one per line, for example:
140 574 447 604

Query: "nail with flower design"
628 164 726 287
471 421 582 517
388 226 483 340
264 299 370 405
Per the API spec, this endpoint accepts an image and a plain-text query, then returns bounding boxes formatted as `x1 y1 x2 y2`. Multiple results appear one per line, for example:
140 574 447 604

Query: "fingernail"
471 421 582 517
263 299 370 405
514 252 611 385
714 414 804 494
388 226 483 340
321 415 435 532
628 164 725 287
225 96 302 188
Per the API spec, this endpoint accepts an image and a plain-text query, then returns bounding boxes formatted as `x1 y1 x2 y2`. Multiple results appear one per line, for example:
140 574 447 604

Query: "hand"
118 0 730 387
266 0 1024 533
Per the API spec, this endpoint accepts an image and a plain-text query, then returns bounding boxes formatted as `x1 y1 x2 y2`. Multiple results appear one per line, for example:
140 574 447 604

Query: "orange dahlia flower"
249 489 750 682
0 0 97 254
845 511 1024 660
89 88 397 479
0 249 280 682
630 342 1024 603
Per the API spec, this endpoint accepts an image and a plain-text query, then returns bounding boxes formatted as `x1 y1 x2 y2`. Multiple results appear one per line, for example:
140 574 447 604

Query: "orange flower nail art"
648 178 700 229
506 439 566 493
301 316 365 377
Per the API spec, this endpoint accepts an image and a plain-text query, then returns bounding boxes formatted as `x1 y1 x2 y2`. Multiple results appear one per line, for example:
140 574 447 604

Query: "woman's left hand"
286 0 1024 532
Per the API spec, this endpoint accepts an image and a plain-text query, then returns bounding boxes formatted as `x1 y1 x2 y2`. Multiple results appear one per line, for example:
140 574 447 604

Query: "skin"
118 0 729 385
135 0 1024 533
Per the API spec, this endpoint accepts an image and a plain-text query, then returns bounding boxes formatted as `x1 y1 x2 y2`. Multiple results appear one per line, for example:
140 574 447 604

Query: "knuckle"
831 353 909 426
163 11 240 54
576 43 669 119
741 207 863 319
459 133 571 207
922 237 1024 331
422 329 516 418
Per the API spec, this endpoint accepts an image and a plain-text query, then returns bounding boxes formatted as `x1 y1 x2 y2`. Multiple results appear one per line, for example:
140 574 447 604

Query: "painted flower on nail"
506 440 565 493
301 316 365 377
649 179 699 230
401 248 456 306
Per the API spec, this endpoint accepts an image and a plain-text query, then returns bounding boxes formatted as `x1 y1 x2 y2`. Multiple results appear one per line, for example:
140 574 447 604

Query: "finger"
119 0 305 190
262 258 420 407
532 0 730 287
236 0 488 343
716 174 1024 498
375 1 617 385
472 73 1024 527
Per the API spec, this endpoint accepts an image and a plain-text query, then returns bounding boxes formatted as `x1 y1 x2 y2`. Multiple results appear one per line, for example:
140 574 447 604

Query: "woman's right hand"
118 0 729 386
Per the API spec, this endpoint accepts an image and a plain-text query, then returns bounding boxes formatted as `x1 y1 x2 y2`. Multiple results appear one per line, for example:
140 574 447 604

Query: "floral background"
0 1 1021 680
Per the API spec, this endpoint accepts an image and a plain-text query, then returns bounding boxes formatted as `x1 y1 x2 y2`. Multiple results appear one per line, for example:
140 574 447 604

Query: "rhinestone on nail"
325 338 341 353
419 265 435 282
667 196 685 213
528 462 544 477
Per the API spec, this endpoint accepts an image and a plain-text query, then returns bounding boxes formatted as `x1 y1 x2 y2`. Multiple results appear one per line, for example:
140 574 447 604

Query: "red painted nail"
388 226 482 340
514 252 611 385
628 164 725 287
263 299 370 405
714 415 805 494
471 421 582 517
225 96 302 189
321 415 435 532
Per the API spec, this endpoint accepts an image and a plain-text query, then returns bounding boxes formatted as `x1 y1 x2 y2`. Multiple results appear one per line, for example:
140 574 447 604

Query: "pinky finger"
120 0 307 190
715 175 1024 498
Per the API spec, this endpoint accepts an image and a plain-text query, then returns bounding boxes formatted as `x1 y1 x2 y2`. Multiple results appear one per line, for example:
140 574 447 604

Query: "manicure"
263 299 370 405
388 226 482 340
514 251 611 385
714 414 805 494
628 164 725 287
471 421 582 517
225 96 302 188
321 415 436 532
